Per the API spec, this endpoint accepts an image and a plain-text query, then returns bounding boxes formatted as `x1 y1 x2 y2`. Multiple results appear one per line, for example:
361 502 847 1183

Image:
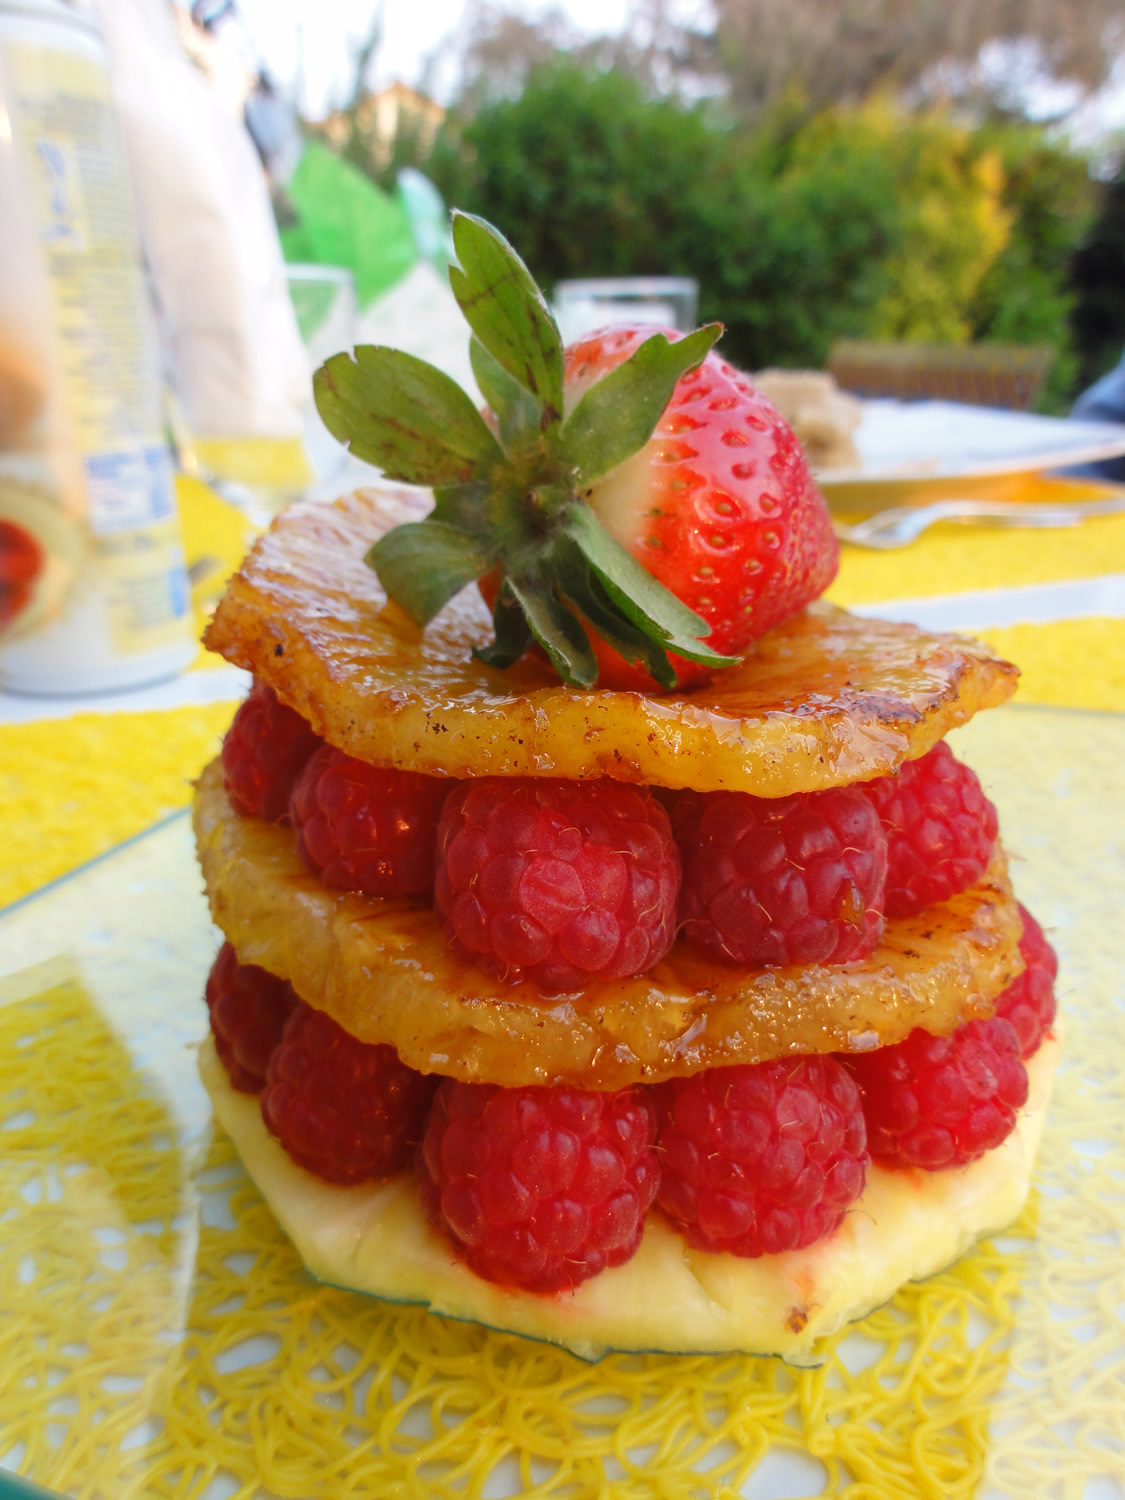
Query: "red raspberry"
204 942 298 1092
994 903 1058 1059
261 1004 436 1184
290 744 449 897
846 1016 1028 1171
221 681 321 822
672 786 887 966
655 1057 868 1257
418 1079 659 1292
434 777 681 993
864 742 998 918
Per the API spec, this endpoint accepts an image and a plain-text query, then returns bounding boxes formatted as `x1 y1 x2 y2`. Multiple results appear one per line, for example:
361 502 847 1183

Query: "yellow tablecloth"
2 470 1124 1500
2 473 1123 909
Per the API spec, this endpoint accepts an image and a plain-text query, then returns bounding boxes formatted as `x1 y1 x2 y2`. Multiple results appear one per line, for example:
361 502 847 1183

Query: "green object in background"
282 142 416 308
396 167 452 271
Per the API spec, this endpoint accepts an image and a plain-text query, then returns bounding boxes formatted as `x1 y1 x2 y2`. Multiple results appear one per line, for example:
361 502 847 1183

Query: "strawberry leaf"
315 346 503 486
431 480 490 533
449 213 564 420
470 336 541 447
507 570 597 687
560 324 723 484
367 519 494 625
561 503 738 668
474 583 534 671
555 544 678 689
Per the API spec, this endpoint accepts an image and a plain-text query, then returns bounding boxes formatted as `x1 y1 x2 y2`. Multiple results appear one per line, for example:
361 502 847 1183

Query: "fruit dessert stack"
193 215 1058 1361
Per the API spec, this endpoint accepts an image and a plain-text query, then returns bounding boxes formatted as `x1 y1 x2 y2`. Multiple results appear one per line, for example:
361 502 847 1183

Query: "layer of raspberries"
222 681 1004 992
205 896 1055 1293
211 684 1054 1292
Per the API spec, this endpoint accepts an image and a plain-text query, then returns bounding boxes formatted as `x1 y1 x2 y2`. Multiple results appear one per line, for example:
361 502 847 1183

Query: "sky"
234 0 649 116
228 0 1123 150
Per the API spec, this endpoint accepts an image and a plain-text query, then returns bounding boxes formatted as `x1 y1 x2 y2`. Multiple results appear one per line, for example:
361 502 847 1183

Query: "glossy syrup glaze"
203 487 1018 796
194 761 1024 1090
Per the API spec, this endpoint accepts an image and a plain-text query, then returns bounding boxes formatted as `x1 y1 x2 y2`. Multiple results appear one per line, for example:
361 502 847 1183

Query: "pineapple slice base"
200 1035 1058 1364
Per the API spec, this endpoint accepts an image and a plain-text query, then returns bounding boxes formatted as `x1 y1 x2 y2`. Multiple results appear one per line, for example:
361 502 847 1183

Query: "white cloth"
95 0 308 439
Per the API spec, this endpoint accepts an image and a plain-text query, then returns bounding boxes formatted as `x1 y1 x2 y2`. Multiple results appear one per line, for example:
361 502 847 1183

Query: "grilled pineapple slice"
203 487 1017 796
194 761 1023 1089
200 1034 1058 1362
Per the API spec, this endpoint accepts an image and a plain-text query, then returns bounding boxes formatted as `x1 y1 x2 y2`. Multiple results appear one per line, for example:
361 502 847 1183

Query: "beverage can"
0 0 195 694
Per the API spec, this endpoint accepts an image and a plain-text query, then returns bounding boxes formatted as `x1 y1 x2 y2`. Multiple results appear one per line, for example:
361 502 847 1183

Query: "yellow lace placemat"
0 706 1122 1498
0 703 235 910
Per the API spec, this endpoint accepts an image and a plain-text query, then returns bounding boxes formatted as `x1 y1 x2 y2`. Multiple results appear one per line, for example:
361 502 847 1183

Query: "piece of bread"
752 370 862 471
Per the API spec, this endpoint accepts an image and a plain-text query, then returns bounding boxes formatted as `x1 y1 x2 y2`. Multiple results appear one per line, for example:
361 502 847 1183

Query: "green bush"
1069 166 1125 398
425 64 901 370
970 125 1095 408
409 61 1093 391
789 103 1011 345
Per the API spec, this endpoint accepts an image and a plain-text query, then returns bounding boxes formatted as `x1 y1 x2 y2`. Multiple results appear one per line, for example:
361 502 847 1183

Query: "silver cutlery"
833 494 1125 549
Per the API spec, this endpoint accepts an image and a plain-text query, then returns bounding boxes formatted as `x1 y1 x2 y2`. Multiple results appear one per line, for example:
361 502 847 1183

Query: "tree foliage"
970 124 1096 403
1069 167 1125 395
709 0 1124 121
422 61 1092 393
786 105 1017 345
439 0 1123 127
426 64 901 371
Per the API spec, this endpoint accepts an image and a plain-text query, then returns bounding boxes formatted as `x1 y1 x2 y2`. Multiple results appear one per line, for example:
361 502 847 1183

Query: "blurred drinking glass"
181 264 357 521
285 264 357 497
553 277 699 343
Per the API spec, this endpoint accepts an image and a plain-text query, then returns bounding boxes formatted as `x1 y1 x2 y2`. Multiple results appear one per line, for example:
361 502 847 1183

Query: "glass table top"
1 704 1123 1498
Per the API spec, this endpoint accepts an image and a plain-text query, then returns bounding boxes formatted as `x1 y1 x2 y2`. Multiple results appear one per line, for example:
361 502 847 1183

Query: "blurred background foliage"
321 0 1125 411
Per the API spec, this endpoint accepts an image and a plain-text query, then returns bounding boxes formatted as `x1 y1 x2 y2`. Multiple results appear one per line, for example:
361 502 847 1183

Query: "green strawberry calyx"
312 210 736 690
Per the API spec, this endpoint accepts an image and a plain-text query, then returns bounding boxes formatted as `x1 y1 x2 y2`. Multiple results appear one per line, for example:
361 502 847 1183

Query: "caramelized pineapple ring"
194 761 1023 1090
203 487 1017 797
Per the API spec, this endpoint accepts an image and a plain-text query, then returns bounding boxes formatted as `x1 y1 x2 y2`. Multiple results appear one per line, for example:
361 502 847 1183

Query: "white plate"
816 400 1125 489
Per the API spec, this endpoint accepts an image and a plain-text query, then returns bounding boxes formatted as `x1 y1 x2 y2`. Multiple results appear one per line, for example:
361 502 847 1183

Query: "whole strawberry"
564 326 838 689
418 1078 659 1293
314 212 838 695
434 776 681 993
222 680 321 822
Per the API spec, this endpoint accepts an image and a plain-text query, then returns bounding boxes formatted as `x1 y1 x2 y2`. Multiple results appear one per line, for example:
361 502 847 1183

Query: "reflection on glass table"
0 705 1122 1499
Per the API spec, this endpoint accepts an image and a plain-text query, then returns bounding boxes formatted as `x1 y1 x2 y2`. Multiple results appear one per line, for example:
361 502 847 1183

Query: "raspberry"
221 681 321 822
672 786 887 966
290 744 449 897
994 903 1058 1058
204 942 298 1092
261 1004 436 1184
864 742 998 918
434 777 681 993
418 1079 659 1292
655 1057 868 1257
846 1016 1028 1171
